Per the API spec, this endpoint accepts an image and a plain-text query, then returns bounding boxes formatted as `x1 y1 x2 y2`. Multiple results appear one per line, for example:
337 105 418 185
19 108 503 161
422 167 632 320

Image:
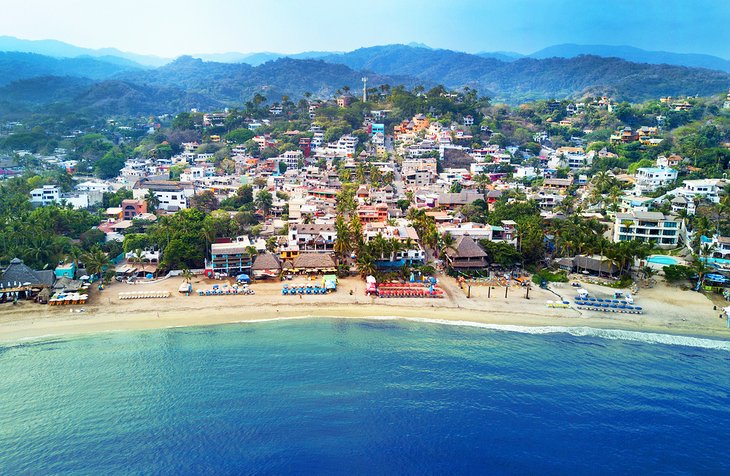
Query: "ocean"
1 318 729 475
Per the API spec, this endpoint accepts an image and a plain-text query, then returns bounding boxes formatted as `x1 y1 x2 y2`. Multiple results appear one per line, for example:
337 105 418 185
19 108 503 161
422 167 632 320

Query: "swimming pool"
705 257 730 266
646 255 679 266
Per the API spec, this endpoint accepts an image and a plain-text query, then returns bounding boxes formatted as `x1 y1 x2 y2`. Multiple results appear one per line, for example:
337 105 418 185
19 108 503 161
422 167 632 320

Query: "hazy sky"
2 0 730 58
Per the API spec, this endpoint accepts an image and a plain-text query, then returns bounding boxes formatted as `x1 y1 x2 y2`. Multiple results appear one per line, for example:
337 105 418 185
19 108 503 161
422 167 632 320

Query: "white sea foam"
397 317 730 351
229 314 730 351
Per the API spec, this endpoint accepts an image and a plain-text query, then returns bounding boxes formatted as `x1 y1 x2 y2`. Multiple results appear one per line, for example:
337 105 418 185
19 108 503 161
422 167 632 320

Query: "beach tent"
236 274 251 284
323 274 338 291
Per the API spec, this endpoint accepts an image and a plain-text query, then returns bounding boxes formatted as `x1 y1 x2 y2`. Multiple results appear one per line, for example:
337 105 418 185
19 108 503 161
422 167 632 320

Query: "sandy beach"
0 274 728 343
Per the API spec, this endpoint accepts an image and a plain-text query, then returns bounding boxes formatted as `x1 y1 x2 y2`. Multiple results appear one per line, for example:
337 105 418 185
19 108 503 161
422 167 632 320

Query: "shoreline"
1 275 729 346
2 302 730 347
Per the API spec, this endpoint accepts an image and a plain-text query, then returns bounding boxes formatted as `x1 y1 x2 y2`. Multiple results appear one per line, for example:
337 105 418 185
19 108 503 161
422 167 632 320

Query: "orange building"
121 199 148 220
357 203 389 224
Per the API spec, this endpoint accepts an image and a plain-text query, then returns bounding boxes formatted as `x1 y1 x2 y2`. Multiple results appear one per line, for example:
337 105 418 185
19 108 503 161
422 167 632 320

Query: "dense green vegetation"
1 45 730 118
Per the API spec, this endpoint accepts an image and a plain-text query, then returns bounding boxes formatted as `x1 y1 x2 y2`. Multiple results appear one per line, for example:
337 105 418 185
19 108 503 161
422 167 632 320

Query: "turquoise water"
705 257 730 266
1 318 730 474
647 255 679 266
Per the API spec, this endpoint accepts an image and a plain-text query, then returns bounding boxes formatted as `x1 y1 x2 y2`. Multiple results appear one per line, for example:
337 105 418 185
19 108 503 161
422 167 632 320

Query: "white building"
439 221 518 246
30 185 60 205
613 211 680 248
277 150 304 170
29 185 92 209
513 166 537 179
132 180 195 211
634 166 678 194
555 147 589 170
671 179 728 204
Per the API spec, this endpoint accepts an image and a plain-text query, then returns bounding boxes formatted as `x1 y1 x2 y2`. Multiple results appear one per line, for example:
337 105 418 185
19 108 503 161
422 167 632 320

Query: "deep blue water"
1 318 729 475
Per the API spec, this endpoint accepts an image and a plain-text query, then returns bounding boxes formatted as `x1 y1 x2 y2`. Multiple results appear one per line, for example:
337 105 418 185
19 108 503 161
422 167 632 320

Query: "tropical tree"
349 215 364 253
255 190 273 216
181 267 195 284
145 190 160 213
355 252 376 278
82 248 112 279
438 232 456 258
129 248 146 273
334 215 351 259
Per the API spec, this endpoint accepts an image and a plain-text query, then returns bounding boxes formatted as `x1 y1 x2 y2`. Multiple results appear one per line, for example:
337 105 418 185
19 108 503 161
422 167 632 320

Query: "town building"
634 166 678 194
206 242 253 277
121 199 148 220
132 179 195 211
444 235 488 272
613 211 680 247
288 223 336 252
30 185 60 206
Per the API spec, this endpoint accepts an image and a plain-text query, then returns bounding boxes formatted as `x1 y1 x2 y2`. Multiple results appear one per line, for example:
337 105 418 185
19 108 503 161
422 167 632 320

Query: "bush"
531 269 569 285
664 264 693 283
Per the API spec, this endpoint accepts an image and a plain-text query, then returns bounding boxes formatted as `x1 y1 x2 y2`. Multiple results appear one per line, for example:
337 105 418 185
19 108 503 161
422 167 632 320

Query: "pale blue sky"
2 0 729 58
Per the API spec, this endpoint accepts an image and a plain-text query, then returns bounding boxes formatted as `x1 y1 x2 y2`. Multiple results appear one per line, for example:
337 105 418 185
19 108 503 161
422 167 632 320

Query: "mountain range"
0 39 729 118
5 35 729 72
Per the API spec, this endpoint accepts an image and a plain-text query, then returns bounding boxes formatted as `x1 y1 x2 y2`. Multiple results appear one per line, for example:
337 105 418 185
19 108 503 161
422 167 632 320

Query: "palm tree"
700 242 717 259
82 249 112 280
145 190 160 213
692 254 709 289
608 187 622 212
642 266 657 281
389 238 405 262
181 267 195 284
371 233 389 261
438 232 457 258
356 252 376 278
64 246 83 270
129 248 146 273
349 215 364 253
474 173 491 198
334 216 351 259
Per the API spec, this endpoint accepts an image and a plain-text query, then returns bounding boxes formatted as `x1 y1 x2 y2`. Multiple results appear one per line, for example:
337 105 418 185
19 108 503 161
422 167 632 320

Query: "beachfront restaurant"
290 253 338 274
0 257 56 302
444 235 488 273
251 253 283 279
556 255 619 277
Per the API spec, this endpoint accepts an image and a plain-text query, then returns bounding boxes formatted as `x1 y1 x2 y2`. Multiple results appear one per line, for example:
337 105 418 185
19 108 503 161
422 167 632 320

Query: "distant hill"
72 80 223 116
1 45 729 117
529 44 730 73
475 51 524 62
0 52 142 86
0 76 94 105
0 55 416 117
121 56 417 103
319 44 730 103
320 45 504 88
0 36 168 67
194 51 339 66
